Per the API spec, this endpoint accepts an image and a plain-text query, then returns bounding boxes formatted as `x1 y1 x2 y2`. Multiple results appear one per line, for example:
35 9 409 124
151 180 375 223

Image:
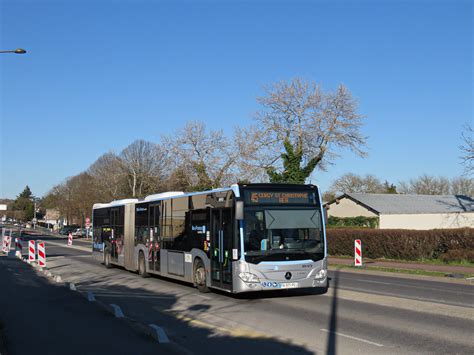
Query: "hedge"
327 216 379 229
326 228 474 261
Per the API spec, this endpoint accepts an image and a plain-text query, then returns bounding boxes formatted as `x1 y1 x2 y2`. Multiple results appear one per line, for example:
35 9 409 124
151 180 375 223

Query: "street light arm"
0 48 27 54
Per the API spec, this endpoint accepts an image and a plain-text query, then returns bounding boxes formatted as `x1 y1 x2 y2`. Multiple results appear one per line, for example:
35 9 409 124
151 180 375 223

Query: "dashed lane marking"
149 324 170 343
320 329 384 347
87 292 96 302
110 304 124 318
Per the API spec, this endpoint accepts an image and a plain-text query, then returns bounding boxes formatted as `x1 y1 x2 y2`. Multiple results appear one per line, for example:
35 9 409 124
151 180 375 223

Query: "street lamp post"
0 48 27 54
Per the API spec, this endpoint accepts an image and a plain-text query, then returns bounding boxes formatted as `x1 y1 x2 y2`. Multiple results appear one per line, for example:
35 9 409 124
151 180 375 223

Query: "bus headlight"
314 269 327 280
238 272 260 283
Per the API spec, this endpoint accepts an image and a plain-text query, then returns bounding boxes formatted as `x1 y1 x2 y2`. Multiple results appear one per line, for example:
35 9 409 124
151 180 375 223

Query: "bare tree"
88 152 127 201
329 173 385 195
398 174 450 195
43 173 97 225
450 176 474 196
162 121 258 190
68 173 97 225
246 78 367 183
460 124 473 176
43 182 74 224
120 140 168 198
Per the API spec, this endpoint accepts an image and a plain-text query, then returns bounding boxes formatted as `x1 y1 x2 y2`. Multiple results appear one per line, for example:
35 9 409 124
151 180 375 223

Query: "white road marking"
340 285 473 308
87 291 96 302
149 324 170 343
320 329 384 347
354 278 474 296
195 294 212 300
110 304 124 318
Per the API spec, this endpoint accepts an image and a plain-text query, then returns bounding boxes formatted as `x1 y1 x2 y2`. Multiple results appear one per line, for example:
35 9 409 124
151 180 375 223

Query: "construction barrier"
29 240 36 262
2 229 12 253
15 237 23 258
354 239 362 266
38 241 46 267
68 232 73 246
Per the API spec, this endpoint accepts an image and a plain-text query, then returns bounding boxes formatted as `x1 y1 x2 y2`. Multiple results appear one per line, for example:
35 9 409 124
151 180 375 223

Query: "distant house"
324 193 474 230
44 208 63 230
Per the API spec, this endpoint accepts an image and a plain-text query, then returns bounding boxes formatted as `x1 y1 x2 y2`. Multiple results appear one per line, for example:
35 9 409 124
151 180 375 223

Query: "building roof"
328 193 474 215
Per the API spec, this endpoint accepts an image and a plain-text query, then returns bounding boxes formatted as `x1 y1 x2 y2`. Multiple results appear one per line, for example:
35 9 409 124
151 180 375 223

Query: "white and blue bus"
92 183 327 293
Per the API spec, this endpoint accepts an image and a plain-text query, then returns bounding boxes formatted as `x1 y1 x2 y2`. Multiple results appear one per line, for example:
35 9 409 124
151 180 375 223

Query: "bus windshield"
243 208 325 263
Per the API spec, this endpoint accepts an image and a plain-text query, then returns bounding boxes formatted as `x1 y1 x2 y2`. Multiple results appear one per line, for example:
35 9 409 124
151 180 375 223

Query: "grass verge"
330 263 474 279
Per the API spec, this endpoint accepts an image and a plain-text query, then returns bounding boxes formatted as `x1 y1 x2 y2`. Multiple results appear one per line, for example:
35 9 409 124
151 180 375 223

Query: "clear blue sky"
1 0 472 199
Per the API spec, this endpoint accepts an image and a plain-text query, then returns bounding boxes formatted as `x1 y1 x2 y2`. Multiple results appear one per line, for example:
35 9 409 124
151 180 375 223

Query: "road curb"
22 256 190 354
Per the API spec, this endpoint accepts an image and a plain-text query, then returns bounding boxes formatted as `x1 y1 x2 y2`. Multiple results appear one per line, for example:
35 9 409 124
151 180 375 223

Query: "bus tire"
138 251 149 278
194 258 209 293
104 249 113 269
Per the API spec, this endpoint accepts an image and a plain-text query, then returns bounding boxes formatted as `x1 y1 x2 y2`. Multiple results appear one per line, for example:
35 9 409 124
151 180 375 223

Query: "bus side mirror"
235 201 244 220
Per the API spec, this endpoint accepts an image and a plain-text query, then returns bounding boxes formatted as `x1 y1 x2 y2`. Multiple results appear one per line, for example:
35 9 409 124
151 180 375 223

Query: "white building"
324 193 474 230
0 204 7 222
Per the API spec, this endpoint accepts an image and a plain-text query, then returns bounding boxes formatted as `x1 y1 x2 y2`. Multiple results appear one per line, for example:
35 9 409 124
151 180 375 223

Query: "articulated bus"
92 183 328 293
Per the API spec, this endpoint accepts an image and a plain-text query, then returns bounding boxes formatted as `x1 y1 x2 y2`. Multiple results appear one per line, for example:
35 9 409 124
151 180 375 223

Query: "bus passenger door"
148 204 160 273
110 208 119 262
211 208 233 290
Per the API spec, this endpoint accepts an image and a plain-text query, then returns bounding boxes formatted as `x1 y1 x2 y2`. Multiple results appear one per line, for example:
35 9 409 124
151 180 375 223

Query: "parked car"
71 228 86 238
59 226 78 235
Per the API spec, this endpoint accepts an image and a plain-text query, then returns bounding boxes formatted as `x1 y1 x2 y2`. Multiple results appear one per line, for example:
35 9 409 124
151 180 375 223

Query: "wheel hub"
195 267 205 285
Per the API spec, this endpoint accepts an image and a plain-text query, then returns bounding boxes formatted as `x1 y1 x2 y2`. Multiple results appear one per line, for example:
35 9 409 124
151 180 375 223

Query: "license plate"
279 282 299 289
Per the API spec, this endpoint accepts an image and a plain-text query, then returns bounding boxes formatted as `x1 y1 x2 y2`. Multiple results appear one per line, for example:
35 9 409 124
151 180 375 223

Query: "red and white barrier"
354 239 362 266
38 241 46 267
68 232 73 246
28 240 36 263
15 237 23 258
2 231 12 253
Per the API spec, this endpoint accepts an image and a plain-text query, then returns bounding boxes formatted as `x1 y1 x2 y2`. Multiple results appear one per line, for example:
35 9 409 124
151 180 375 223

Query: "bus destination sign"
245 191 315 205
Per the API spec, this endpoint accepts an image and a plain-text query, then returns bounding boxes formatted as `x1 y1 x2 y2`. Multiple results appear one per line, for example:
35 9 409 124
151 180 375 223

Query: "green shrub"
327 216 379 229
326 228 474 261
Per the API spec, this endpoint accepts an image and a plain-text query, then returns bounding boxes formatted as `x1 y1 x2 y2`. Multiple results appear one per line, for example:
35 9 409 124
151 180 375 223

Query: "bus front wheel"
194 259 209 293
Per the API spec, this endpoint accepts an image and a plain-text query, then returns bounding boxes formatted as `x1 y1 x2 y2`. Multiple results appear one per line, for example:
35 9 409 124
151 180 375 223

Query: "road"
7 233 474 354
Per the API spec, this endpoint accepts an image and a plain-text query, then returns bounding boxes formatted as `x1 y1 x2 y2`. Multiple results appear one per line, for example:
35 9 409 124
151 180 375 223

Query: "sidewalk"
0 256 164 355
329 256 474 275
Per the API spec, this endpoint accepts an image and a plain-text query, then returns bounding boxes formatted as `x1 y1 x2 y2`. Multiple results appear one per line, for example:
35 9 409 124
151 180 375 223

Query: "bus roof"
141 185 239 204
93 184 320 208
93 198 138 209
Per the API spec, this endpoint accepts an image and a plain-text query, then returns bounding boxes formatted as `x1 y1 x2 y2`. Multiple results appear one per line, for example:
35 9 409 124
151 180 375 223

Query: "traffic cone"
68 232 73 246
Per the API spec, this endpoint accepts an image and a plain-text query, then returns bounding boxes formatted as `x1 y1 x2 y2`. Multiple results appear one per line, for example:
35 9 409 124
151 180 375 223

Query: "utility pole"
33 201 37 229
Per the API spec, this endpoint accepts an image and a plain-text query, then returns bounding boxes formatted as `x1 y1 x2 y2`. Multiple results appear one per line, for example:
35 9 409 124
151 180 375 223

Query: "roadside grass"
329 263 474 279
330 255 474 268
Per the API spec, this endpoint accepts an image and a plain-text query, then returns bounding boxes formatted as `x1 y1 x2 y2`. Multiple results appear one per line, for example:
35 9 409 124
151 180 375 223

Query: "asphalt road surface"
7 234 474 354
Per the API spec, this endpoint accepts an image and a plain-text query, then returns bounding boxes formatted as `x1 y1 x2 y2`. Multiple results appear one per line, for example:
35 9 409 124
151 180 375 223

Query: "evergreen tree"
266 139 318 184
13 186 35 220
384 181 397 194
